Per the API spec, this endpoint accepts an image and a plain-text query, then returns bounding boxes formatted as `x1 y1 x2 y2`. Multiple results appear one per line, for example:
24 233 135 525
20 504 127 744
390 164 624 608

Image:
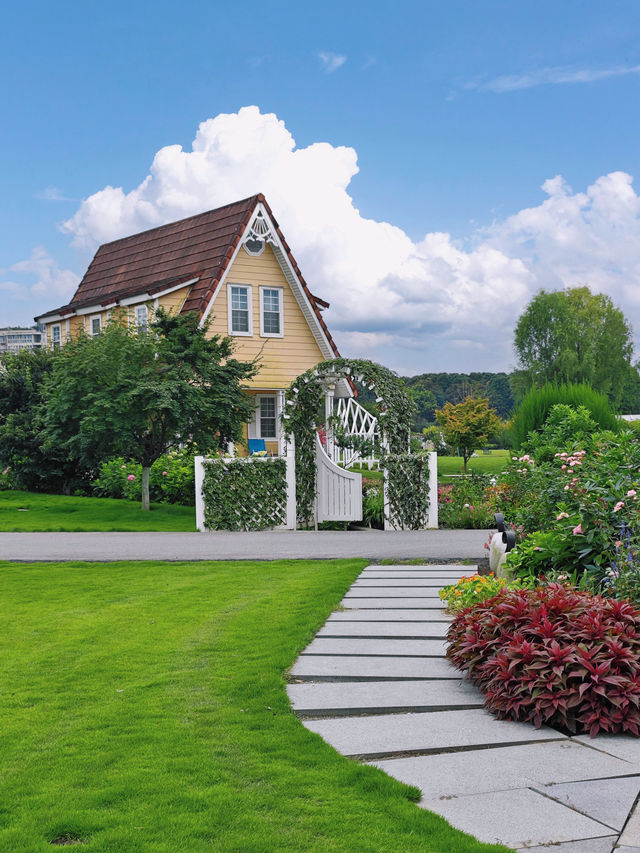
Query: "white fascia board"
119 293 151 307
74 304 109 316
35 313 64 323
252 202 335 361
152 277 199 300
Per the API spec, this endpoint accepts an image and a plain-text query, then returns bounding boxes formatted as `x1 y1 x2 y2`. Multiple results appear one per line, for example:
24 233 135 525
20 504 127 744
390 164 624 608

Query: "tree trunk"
141 466 150 511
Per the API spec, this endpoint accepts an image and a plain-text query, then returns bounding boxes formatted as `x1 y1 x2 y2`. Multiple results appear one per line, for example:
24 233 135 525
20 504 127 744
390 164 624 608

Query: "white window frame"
258 395 278 440
90 314 102 336
135 304 149 329
51 324 61 348
227 284 253 336
259 286 284 338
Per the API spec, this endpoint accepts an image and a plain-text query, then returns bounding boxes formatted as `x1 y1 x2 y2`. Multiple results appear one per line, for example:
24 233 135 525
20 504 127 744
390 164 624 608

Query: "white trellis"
327 395 380 469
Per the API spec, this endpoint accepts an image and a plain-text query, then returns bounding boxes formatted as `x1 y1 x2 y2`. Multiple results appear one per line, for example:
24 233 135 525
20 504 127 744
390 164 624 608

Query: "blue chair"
248 439 266 454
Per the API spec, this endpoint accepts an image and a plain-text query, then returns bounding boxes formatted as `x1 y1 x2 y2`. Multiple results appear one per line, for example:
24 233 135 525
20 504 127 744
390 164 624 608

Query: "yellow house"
35 194 341 456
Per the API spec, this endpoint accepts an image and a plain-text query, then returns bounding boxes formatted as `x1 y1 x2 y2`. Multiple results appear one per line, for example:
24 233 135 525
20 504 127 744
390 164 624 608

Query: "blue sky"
2 0 640 373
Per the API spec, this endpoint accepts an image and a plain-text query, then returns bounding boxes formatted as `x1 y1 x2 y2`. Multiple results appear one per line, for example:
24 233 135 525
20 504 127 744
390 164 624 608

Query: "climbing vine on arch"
282 358 417 526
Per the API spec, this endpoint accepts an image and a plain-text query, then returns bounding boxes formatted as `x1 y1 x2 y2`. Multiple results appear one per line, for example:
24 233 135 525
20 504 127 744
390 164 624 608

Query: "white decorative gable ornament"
244 211 277 256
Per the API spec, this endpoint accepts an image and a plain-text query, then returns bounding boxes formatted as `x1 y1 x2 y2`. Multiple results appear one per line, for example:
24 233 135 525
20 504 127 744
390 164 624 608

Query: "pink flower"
127 474 135 481
564 485 570 491
121 464 126 469
572 524 583 535
613 501 624 512
162 471 168 476
616 540 623 548
628 490 637 498
561 465 567 470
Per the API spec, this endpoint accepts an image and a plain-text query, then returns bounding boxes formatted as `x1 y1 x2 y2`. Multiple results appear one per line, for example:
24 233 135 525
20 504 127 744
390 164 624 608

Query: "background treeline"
401 372 515 430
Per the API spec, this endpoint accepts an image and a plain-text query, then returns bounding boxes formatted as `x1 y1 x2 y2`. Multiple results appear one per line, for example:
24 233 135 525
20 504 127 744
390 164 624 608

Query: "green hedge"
202 458 287 531
510 382 618 449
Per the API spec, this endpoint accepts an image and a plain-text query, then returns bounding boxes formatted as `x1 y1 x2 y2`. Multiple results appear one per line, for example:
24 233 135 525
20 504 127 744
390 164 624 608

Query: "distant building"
0 327 44 353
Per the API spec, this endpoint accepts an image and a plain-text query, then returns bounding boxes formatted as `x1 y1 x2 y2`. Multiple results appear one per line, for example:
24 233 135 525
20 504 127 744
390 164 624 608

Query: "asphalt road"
0 529 489 562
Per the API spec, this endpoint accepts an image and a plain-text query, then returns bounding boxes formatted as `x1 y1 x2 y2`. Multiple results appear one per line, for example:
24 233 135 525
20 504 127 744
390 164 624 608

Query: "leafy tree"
435 397 501 473
41 310 257 509
407 386 437 430
0 347 85 493
514 287 634 409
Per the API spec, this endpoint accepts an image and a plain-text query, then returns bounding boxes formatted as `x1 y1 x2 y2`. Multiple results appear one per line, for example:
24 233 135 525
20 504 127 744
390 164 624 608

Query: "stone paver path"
287 564 640 851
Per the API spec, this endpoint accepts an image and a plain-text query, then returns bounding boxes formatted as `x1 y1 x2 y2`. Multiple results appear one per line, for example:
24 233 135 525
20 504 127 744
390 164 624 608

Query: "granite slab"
372 740 638 800
374 740 640 799
328 609 450 621
419 787 612 849
318 621 451 637
303 707 564 759
287 679 482 716
302 637 448 657
289 655 460 681
536 775 640 831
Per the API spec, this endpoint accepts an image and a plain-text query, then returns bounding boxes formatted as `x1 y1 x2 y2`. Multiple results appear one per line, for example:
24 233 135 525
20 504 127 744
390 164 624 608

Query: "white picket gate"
315 433 363 523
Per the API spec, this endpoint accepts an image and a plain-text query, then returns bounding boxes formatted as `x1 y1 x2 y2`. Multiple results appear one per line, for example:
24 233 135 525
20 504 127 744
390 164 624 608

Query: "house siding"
205 244 325 389
42 284 193 345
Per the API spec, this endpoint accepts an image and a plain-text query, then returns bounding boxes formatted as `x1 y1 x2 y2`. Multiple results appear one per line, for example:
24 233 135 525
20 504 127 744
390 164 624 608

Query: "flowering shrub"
92 450 195 505
447 585 640 737
495 407 640 591
438 475 497 529
439 573 528 612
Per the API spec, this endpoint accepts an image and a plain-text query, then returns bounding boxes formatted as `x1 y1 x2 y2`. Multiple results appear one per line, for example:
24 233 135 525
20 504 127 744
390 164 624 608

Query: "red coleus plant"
447 585 640 737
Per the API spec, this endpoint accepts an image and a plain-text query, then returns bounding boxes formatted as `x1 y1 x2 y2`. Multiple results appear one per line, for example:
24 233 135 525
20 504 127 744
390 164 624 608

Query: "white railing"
331 397 380 469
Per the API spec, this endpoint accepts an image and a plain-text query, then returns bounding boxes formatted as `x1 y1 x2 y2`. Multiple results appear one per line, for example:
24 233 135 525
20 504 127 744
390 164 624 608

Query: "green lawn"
0 559 507 853
438 450 510 478
351 452 509 480
0 490 195 531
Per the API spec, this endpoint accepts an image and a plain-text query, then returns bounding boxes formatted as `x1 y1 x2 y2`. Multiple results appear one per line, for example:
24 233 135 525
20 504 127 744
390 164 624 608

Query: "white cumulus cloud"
0 247 80 304
59 106 640 372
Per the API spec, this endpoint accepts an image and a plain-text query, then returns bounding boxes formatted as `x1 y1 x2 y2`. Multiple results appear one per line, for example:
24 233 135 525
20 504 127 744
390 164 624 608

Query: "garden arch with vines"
283 358 432 530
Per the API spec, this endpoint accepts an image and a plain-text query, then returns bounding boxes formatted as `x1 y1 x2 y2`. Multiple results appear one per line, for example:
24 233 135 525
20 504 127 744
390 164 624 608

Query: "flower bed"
447 585 640 737
439 572 519 613
437 475 498 529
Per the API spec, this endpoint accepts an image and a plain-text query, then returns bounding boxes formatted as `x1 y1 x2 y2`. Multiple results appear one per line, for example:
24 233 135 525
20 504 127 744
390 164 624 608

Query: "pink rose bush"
497 405 640 596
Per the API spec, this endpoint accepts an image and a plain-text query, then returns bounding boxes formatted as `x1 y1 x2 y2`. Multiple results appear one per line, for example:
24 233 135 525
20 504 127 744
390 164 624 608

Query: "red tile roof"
35 194 340 357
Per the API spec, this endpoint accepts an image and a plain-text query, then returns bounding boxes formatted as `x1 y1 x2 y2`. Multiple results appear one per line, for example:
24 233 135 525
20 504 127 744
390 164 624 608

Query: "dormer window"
244 238 265 257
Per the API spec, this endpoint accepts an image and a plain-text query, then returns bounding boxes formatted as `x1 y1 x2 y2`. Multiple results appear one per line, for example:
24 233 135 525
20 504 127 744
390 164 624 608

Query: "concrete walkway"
287 564 640 851
0 529 487 562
